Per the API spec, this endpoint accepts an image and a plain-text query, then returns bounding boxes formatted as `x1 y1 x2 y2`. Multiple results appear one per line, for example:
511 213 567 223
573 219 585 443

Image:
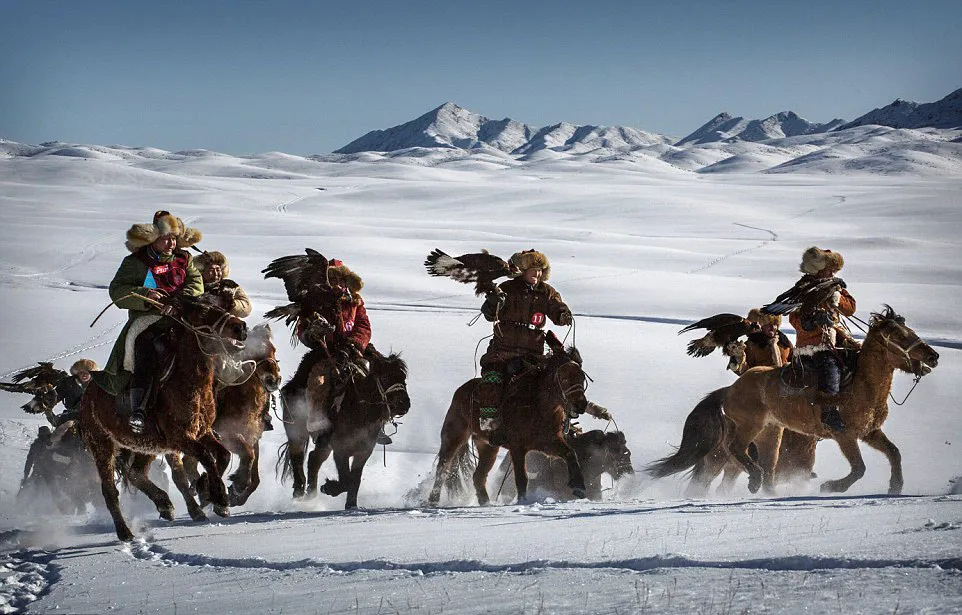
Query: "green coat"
94 250 203 395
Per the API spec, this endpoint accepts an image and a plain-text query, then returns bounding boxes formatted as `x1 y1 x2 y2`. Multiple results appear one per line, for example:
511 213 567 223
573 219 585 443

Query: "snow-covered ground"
1 149 960 613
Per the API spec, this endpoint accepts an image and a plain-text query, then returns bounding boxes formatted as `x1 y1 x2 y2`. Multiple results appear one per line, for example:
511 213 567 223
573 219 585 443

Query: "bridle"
553 357 588 416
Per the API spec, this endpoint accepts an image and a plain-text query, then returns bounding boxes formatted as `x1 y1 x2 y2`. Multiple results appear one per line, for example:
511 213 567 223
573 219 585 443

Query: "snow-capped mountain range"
3 89 961 175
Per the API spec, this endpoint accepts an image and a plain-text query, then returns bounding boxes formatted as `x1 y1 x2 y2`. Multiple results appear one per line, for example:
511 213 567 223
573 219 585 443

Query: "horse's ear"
545 330 564 353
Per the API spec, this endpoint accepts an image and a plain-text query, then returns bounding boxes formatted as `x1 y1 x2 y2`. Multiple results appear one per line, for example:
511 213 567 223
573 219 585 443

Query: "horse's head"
544 338 589 417
175 294 248 349
723 340 747 373
572 430 635 480
242 323 282 392
868 305 939 377
365 347 410 418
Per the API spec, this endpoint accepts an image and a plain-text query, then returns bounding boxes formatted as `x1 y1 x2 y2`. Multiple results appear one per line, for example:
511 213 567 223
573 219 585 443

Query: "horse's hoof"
748 475 761 494
190 509 208 522
117 528 135 542
213 504 230 518
158 507 175 522
293 487 306 500
571 487 587 500
820 480 847 493
321 480 344 496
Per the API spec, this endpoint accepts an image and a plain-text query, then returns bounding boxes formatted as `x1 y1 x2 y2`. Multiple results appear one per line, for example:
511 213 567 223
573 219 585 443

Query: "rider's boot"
128 388 147 434
820 404 845 433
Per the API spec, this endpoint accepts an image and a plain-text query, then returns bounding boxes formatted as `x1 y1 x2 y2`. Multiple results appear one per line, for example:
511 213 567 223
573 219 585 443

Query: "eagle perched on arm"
424 248 519 296
262 248 339 345
679 314 761 358
0 362 68 414
761 276 847 316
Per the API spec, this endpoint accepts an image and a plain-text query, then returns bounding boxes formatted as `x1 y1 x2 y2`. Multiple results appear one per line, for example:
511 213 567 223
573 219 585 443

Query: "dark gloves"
481 289 506 321
557 310 573 326
803 310 834 330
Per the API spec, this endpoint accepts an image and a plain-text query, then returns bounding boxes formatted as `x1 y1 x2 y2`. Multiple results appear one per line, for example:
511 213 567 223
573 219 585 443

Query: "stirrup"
820 408 846 433
129 411 146 435
376 428 392 446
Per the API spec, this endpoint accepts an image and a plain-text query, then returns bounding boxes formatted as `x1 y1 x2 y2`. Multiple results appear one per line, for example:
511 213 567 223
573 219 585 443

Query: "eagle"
262 248 339 344
762 276 846 316
678 314 762 358
424 248 519 296
0 362 67 414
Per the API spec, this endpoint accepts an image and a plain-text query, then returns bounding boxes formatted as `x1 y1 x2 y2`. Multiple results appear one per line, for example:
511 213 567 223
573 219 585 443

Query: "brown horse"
81 295 248 541
278 344 410 508
700 326 819 493
173 323 282 508
648 306 939 496
490 429 635 502
428 334 590 506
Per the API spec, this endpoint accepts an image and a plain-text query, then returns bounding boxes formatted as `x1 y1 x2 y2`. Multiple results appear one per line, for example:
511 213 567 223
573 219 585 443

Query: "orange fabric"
790 287 856 349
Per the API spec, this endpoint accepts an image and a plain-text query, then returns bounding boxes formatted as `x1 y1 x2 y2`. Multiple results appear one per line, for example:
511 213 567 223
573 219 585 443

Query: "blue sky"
2 0 959 155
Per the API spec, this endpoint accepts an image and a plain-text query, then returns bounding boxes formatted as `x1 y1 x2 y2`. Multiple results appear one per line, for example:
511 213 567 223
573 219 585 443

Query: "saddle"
777 349 858 399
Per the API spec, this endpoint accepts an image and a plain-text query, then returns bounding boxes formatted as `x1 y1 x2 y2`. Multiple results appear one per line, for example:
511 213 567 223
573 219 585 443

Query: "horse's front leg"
307 434 333 497
343 438 378 509
754 426 784 495
543 437 587 499
125 452 177 521
187 433 231 518
861 429 902 495
509 448 531 504
91 442 134 541
229 442 260 507
820 435 866 493
167 454 207 521
473 440 500 505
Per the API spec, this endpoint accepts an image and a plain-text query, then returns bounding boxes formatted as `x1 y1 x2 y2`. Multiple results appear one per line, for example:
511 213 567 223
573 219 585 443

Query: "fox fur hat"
192 251 230 278
509 249 551 281
746 308 782 329
70 358 98 375
800 246 844 275
125 210 202 252
328 259 363 295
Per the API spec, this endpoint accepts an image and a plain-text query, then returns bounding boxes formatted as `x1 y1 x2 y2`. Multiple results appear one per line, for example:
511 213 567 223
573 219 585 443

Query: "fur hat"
125 210 202 252
509 249 551 281
328 259 363 294
746 308 782 329
193 250 230 278
799 246 844 275
70 358 98 375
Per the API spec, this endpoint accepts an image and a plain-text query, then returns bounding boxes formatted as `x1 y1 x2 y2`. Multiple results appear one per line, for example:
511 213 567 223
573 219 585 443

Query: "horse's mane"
870 304 905 327
547 345 582 368
366 346 408 376
283 349 326 396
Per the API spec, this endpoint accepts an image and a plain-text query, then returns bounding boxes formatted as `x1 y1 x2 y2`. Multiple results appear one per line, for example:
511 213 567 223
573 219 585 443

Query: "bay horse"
491 429 635 502
172 323 282 508
428 332 590 506
278 344 410 508
81 295 248 541
648 306 939 496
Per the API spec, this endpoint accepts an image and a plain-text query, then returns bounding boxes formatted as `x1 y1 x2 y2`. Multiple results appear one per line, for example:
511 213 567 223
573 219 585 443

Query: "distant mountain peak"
836 88 962 130
677 109 841 146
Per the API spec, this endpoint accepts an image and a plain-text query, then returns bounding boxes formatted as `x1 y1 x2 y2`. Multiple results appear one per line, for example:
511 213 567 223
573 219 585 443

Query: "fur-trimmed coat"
481 277 571 363
97 248 203 393
790 283 856 352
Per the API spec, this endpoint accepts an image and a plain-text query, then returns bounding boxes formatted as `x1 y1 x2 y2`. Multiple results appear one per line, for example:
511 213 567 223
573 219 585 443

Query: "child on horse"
477 249 574 435
101 211 204 433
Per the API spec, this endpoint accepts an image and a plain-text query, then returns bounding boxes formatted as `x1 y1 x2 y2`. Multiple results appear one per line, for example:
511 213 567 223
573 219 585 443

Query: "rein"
869 322 929 406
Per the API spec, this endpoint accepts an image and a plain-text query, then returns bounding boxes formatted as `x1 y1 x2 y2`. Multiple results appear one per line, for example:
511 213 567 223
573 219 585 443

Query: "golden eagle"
262 248 339 344
762 276 846 316
424 248 519 296
0 362 67 414
679 314 762 358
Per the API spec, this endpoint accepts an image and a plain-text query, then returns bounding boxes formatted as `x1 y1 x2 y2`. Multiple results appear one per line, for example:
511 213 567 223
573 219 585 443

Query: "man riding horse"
100 210 204 433
193 250 253 318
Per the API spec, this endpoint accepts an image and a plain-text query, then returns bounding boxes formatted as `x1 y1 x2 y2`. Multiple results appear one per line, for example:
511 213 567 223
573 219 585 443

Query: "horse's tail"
275 441 292 485
444 440 477 498
646 387 731 479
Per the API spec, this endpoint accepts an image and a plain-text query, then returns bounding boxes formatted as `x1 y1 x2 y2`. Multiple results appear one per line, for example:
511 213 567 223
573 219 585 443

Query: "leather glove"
813 310 834 327
557 310 573 326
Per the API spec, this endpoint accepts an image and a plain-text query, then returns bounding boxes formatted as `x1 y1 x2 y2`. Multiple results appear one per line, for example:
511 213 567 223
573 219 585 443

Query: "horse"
278 344 410 508
428 333 590 506
490 429 635 502
18 425 101 515
172 323 282 508
81 294 248 541
647 306 939 496
698 327 820 493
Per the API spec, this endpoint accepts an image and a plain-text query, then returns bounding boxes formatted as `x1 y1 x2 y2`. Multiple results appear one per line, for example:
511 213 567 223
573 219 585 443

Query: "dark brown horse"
81 295 248 541
279 345 410 508
172 323 282 508
490 429 634 502
648 306 939 496
428 334 590 506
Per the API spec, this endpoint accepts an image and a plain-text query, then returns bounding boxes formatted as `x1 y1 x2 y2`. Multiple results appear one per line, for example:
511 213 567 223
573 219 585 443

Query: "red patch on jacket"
531 312 546 327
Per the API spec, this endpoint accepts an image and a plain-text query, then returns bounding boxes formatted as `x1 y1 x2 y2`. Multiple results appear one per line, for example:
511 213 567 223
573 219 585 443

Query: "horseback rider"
302 259 372 433
789 247 857 433
44 358 98 447
21 425 53 490
477 249 575 434
102 210 204 433
193 251 253 318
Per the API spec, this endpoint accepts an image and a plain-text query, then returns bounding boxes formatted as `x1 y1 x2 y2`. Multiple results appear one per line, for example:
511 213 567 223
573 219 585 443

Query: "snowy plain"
0 143 961 614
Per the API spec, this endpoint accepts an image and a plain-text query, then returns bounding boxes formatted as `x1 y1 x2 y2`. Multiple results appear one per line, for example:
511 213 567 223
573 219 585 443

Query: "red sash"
135 248 191 293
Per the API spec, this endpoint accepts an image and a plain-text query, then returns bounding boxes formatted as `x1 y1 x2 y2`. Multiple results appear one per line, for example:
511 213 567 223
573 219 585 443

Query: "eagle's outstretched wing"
679 314 759 358
262 249 340 345
424 248 518 296
762 276 845 315
0 362 68 414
